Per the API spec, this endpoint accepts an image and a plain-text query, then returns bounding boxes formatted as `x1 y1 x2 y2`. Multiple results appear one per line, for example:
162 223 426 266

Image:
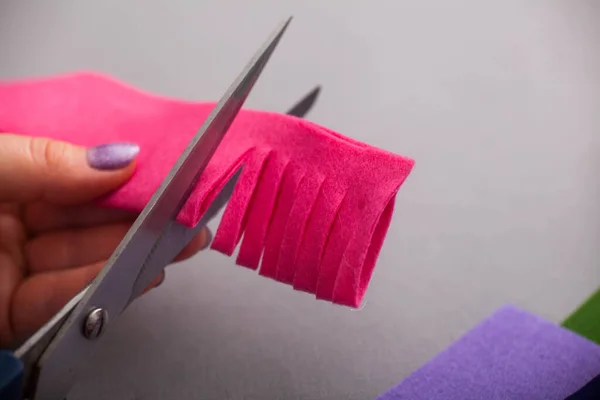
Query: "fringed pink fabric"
0 72 414 307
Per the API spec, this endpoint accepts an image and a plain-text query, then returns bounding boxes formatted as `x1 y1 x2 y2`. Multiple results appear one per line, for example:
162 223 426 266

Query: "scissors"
0 17 320 400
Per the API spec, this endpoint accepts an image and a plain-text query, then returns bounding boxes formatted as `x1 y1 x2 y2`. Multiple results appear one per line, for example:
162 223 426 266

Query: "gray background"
2 0 600 399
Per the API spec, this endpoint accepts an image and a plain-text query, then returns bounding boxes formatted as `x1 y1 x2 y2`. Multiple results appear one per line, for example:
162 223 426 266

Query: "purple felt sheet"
376 305 600 400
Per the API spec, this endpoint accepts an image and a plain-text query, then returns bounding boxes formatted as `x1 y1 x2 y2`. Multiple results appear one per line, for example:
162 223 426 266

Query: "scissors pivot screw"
83 308 108 340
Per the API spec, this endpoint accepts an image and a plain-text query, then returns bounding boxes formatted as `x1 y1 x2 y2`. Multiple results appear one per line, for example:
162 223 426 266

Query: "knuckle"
27 137 72 172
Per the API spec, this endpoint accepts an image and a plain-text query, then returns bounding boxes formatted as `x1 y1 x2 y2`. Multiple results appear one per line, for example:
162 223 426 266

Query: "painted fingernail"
87 143 140 170
202 228 213 249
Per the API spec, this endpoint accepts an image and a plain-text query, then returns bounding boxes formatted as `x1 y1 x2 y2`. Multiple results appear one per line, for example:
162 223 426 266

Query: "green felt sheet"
562 287 600 345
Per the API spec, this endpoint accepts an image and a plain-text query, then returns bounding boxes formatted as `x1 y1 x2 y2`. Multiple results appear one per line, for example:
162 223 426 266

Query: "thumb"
0 134 139 205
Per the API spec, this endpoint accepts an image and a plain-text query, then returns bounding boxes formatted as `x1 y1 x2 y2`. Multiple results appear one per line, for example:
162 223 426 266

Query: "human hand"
0 134 211 347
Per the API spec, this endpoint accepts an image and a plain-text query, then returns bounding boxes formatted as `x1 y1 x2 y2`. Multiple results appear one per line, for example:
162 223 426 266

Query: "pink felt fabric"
0 72 414 307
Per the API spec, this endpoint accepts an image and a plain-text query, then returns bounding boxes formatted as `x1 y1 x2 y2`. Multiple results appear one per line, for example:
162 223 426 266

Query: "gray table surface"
2 1 600 399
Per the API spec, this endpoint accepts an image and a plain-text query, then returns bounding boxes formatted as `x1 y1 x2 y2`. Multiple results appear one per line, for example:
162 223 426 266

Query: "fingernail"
202 228 213 249
87 143 140 170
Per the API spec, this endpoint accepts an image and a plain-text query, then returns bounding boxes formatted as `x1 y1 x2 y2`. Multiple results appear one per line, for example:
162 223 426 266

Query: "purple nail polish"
87 143 140 170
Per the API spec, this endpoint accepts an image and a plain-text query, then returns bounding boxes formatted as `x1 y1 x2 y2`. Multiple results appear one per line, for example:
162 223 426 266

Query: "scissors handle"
0 350 24 400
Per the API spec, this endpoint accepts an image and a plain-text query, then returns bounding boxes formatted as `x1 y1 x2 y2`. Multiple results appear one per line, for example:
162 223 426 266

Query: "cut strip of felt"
376 305 600 400
0 72 414 308
562 287 600 345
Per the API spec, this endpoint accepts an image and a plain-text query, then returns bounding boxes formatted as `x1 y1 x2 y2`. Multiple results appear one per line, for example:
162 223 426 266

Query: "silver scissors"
0 17 320 400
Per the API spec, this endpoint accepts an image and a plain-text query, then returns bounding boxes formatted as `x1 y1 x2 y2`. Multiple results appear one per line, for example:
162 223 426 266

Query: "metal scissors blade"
128 84 321 295
128 83 321 296
287 85 321 118
129 165 244 298
27 17 292 400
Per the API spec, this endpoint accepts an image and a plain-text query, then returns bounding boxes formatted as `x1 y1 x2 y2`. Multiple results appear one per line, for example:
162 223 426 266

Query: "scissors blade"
129 165 244 298
129 84 322 294
286 85 321 118
31 17 292 400
130 83 322 297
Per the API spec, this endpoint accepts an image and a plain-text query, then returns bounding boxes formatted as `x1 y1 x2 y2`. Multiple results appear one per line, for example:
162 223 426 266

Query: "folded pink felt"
0 72 414 307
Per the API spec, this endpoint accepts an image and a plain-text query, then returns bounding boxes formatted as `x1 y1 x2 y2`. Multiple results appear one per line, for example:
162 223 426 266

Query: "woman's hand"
0 134 210 347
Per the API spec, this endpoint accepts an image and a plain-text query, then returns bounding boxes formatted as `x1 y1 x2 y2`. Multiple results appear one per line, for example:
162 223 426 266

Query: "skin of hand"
0 134 211 347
